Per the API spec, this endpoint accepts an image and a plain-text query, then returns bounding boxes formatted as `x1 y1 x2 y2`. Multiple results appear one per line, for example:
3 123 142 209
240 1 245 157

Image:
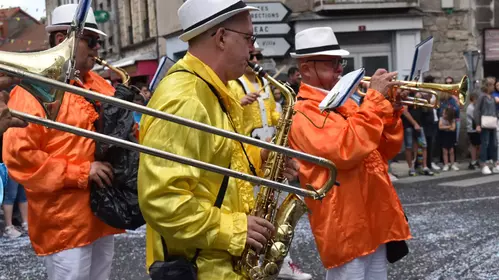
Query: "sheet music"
319 68 365 111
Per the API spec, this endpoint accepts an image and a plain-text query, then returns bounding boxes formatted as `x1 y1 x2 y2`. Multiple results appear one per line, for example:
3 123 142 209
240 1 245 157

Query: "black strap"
160 166 230 264
171 69 258 176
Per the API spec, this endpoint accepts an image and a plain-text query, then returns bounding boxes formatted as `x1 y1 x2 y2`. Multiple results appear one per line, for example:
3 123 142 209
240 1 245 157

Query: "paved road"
1 170 498 279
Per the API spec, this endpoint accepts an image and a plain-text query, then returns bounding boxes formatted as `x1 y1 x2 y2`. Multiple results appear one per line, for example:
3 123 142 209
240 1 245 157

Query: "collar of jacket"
169 52 243 113
297 83 329 103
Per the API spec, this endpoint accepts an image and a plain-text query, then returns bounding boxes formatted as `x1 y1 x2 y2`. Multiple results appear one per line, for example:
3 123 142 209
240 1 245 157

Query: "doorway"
342 44 392 76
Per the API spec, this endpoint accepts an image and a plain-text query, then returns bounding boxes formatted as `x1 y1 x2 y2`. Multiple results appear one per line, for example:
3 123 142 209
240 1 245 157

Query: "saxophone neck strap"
170 69 258 176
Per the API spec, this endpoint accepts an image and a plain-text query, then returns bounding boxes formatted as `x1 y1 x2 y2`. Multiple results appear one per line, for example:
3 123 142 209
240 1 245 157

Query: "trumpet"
0 45 337 200
358 75 468 108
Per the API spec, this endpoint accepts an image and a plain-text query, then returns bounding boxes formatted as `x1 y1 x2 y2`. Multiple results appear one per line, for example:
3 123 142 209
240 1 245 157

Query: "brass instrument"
358 75 468 108
94 56 131 86
0 45 338 200
234 62 337 280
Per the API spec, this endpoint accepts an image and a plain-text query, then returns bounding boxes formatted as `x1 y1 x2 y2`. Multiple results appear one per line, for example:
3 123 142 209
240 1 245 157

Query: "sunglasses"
250 53 263 60
79 36 102 49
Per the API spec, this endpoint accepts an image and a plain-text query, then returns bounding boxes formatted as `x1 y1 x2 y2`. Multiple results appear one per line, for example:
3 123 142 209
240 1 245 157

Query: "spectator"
421 75 441 171
439 108 457 171
272 86 283 114
474 77 499 175
444 76 454 84
287 66 301 95
402 93 434 176
1 166 28 239
135 83 152 103
466 93 481 169
438 90 460 164
492 80 499 161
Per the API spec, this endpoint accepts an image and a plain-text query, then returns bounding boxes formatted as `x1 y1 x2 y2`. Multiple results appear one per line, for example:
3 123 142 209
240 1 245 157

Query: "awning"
93 52 157 71
94 52 159 83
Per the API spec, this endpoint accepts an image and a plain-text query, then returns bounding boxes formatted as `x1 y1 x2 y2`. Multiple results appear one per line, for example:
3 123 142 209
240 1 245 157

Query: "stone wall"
421 10 471 82
121 41 157 58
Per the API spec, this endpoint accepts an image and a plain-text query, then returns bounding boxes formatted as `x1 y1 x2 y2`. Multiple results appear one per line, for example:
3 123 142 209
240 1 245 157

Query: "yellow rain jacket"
138 52 264 280
229 75 281 138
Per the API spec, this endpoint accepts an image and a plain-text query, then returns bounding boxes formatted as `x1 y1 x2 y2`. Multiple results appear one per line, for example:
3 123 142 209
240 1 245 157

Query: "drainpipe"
154 0 160 63
113 0 122 59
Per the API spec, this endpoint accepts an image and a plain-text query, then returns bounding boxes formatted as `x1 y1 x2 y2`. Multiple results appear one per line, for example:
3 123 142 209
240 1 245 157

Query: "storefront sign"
484 29 499 61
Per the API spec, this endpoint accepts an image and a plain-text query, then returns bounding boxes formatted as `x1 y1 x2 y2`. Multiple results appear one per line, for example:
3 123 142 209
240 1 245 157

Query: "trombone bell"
0 36 76 121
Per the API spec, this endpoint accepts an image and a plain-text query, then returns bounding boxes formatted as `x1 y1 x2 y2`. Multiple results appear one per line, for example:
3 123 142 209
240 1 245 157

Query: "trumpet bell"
0 36 75 120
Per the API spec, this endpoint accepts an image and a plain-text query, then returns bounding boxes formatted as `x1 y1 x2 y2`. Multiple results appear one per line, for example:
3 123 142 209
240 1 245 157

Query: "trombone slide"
1 63 336 200
9 109 313 198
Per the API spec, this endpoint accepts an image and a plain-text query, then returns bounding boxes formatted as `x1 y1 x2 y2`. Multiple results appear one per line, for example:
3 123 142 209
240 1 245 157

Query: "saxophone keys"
269 241 287 259
276 224 293 241
263 262 280 277
263 169 271 177
249 267 263 280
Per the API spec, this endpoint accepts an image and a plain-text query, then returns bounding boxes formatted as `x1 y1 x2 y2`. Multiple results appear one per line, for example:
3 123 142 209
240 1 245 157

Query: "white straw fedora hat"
46 4 107 37
178 0 258 42
290 27 349 58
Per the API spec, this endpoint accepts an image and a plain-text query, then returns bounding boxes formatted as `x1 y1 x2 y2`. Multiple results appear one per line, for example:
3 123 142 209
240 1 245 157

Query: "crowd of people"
393 75 499 179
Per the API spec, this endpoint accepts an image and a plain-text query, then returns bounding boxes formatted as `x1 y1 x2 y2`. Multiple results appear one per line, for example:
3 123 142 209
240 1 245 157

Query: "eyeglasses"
250 53 263 60
307 58 348 69
211 28 257 45
78 35 102 49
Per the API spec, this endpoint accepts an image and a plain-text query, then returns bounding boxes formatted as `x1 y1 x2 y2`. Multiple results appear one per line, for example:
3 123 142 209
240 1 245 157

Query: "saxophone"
94 56 131 86
234 62 337 280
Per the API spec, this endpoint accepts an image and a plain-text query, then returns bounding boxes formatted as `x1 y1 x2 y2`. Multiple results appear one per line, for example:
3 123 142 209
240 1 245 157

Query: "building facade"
45 0 160 85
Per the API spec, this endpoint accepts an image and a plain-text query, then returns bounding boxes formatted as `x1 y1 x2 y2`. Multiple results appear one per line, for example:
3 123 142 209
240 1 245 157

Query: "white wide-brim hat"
46 4 107 37
291 27 349 58
178 0 258 42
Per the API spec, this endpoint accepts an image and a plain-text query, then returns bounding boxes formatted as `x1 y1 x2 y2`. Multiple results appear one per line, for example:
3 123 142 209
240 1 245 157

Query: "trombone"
358 75 468 108
0 54 337 201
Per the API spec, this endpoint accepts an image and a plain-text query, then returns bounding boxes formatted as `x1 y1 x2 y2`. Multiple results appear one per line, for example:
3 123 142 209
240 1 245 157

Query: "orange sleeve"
291 89 394 170
3 87 90 193
377 110 404 161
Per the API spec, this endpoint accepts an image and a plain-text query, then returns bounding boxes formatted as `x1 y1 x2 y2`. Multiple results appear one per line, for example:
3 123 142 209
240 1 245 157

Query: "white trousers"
326 244 387 280
43 235 115 280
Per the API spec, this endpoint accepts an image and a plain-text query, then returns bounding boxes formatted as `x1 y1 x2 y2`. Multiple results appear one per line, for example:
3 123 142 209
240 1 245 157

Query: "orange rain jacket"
3 71 124 256
288 83 411 269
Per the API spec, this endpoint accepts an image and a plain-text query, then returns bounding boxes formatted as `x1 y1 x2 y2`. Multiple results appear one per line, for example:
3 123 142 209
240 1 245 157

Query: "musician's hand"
282 158 300 182
89 161 114 188
0 91 27 134
241 92 260 106
369 69 401 99
246 216 275 253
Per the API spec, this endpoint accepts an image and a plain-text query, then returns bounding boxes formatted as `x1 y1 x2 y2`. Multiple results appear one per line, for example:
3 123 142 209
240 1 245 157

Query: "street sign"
256 37 291 57
250 2 291 23
253 23 291 36
94 10 110 23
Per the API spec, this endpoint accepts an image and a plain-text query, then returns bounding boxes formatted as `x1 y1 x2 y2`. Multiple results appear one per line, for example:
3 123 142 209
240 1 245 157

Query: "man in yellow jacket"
138 0 298 279
229 43 281 140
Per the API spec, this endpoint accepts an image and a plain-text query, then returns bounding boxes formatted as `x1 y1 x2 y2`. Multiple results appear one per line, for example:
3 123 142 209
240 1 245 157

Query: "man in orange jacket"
2 4 124 280
288 27 411 280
